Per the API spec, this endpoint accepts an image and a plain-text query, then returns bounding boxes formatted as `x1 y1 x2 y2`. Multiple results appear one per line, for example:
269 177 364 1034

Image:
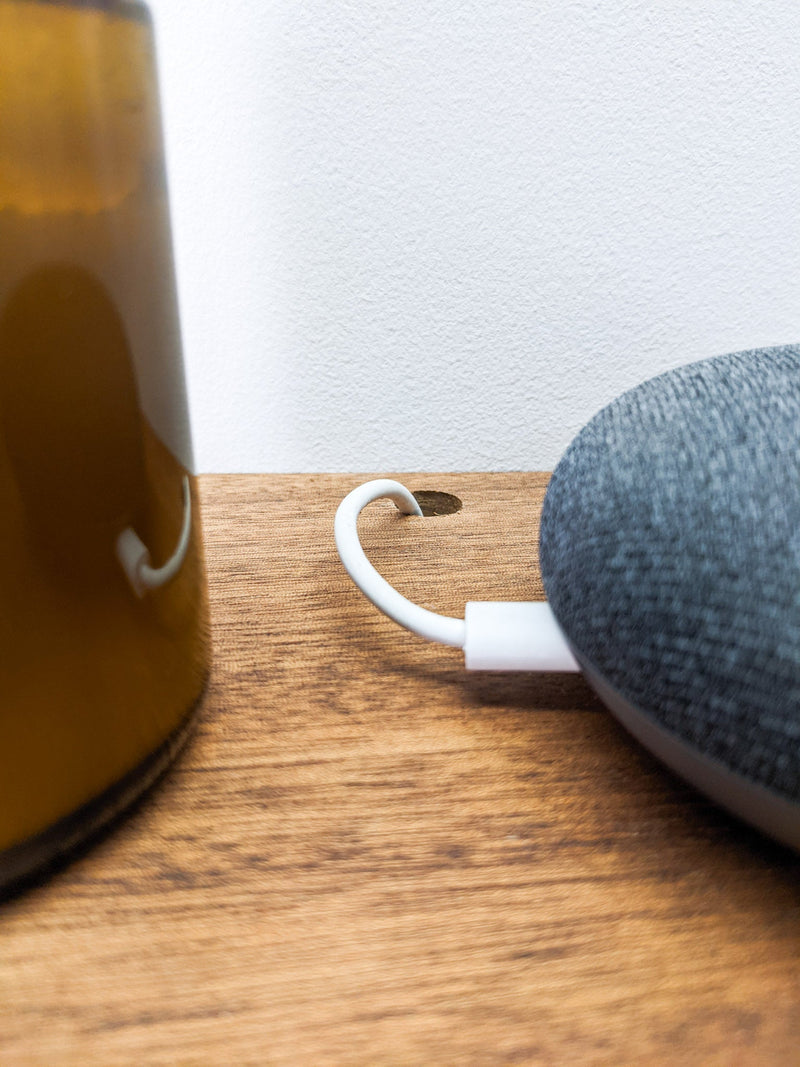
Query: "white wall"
153 1 800 473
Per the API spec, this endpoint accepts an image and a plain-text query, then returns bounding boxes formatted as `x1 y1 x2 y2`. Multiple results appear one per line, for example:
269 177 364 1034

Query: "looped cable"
334 479 467 648
116 475 193 598
335 478 580 672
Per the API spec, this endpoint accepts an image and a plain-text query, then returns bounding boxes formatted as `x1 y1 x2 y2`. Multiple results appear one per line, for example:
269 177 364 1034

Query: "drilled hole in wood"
411 490 463 517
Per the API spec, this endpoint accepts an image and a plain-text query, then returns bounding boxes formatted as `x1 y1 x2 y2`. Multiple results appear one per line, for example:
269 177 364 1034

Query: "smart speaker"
540 345 800 849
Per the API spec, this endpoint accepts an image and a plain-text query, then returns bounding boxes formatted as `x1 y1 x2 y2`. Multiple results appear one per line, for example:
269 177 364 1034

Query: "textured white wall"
153 1 800 473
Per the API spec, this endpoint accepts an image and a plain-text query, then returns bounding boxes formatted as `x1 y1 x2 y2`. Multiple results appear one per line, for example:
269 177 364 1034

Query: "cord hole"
411 490 462 517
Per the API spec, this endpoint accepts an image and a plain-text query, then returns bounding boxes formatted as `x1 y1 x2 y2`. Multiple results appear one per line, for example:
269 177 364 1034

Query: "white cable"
335 479 580 672
335 479 466 647
116 475 193 598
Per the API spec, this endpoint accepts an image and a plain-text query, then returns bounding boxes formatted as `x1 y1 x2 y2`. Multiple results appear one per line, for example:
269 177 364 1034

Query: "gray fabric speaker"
540 344 800 850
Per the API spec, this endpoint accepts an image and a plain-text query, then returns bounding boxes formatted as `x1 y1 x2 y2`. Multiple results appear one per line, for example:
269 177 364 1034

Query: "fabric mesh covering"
540 345 800 801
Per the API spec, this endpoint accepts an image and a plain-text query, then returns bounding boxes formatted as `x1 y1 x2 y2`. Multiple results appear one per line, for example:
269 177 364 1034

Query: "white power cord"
116 475 193 597
335 479 580 672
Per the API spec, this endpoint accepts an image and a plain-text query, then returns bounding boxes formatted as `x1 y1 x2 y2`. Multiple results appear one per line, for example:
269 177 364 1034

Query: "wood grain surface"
1 473 798 1066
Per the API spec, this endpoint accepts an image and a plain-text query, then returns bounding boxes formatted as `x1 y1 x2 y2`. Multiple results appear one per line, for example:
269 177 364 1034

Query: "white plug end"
463 601 580 672
116 526 150 598
335 478 581 673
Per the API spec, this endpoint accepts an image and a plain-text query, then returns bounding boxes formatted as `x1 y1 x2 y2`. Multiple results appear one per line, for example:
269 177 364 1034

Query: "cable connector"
464 601 578 671
335 479 579 672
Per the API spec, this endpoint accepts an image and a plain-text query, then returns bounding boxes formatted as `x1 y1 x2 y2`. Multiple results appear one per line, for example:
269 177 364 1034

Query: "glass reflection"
0 0 209 879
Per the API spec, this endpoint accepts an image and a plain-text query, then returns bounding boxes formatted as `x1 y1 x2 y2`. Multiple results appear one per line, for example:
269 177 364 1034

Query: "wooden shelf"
2 473 798 1064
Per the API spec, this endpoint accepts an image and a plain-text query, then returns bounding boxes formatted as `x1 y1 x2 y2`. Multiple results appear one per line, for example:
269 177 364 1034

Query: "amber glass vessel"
0 0 209 888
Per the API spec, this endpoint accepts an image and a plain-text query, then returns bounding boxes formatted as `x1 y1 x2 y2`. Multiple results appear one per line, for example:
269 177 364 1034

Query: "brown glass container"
0 0 209 889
